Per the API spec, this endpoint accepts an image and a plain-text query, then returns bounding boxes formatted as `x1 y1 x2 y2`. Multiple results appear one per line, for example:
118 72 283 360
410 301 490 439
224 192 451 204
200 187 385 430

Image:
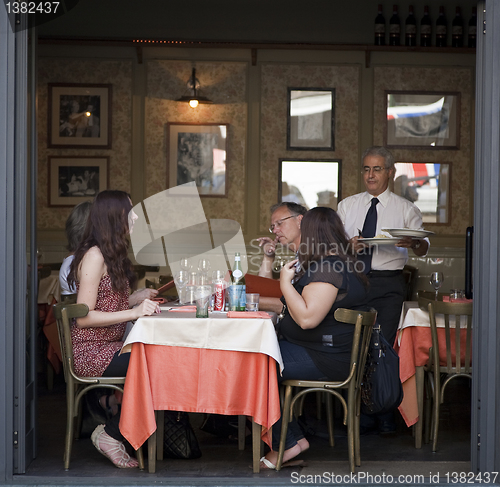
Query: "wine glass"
179 257 192 272
198 258 211 275
429 271 444 300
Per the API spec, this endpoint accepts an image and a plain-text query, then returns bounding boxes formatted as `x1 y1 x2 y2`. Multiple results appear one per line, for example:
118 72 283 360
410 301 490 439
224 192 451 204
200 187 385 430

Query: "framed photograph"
48 156 108 207
279 159 341 210
167 123 228 197
385 91 460 149
287 88 335 151
394 162 451 224
48 83 112 148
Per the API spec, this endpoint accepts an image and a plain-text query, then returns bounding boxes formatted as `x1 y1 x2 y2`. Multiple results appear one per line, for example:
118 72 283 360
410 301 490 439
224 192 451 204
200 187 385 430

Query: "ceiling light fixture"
177 68 213 108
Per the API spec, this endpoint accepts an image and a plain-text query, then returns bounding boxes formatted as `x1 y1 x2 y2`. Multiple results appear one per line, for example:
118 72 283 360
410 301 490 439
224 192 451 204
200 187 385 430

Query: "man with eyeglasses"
337 146 429 435
255 202 307 312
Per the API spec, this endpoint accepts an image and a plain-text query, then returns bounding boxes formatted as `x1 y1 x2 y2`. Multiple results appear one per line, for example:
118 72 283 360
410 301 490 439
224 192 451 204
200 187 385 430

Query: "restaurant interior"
30 0 479 483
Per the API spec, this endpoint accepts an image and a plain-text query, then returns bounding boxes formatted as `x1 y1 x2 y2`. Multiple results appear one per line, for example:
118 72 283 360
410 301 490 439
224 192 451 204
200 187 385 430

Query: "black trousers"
101 351 130 441
362 272 405 346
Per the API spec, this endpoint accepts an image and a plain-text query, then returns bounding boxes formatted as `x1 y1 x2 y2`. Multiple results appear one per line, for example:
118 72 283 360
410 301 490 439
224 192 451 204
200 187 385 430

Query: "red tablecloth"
394 326 467 427
119 343 281 450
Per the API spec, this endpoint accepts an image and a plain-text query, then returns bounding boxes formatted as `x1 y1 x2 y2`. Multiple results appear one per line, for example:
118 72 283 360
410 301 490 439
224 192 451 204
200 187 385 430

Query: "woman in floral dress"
68 190 158 468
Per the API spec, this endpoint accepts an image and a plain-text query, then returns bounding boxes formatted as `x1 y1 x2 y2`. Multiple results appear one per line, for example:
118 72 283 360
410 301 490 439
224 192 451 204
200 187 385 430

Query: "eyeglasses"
362 166 387 174
269 215 298 233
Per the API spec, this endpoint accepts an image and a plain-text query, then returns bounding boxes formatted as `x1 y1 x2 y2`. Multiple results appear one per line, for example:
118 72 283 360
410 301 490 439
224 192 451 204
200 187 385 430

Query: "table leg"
157 410 164 460
414 366 425 449
252 419 261 473
147 411 158 473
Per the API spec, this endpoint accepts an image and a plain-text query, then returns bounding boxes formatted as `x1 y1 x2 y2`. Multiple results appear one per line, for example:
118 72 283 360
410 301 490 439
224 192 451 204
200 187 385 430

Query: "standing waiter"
337 146 429 434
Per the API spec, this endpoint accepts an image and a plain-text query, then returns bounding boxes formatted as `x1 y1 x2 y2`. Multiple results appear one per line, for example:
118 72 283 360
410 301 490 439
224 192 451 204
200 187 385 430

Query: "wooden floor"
24 373 471 486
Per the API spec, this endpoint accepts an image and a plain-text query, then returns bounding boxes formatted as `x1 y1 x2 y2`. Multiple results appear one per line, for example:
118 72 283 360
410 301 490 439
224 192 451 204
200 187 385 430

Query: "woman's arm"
280 260 338 330
76 247 158 328
129 287 158 307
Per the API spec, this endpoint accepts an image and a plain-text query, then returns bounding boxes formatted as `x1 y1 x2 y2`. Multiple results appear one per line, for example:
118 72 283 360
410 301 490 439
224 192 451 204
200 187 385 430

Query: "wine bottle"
405 5 417 47
228 252 246 311
435 6 447 47
468 7 477 48
420 5 432 47
452 6 464 47
374 4 386 46
389 5 401 46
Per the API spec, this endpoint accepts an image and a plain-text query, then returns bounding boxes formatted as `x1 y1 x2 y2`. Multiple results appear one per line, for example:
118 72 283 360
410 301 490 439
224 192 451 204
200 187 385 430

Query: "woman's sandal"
259 456 305 470
91 424 138 469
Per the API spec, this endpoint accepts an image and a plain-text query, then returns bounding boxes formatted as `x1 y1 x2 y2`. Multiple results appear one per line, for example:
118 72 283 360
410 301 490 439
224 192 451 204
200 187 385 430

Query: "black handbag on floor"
361 324 404 415
163 411 202 459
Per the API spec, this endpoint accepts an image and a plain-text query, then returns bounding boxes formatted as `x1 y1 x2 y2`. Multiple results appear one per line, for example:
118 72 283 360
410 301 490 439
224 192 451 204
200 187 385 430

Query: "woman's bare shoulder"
80 246 105 271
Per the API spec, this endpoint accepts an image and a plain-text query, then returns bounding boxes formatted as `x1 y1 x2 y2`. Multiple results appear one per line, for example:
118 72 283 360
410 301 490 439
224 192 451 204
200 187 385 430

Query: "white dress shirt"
59 255 76 295
337 188 429 271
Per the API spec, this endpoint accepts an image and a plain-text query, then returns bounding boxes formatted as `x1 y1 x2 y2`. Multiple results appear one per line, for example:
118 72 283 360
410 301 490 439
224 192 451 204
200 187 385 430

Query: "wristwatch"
411 239 421 250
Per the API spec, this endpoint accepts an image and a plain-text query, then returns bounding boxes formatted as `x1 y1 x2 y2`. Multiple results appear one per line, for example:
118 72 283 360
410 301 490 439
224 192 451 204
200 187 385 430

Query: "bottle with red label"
212 270 226 311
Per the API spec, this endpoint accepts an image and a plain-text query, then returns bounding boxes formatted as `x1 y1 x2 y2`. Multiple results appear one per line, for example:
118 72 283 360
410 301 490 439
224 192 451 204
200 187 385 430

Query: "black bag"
361 324 404 415
163 411 202 459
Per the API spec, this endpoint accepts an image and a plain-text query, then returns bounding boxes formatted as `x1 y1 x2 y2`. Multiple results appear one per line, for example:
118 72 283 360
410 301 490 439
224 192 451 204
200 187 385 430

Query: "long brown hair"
68 190 137 293
297 206 366 283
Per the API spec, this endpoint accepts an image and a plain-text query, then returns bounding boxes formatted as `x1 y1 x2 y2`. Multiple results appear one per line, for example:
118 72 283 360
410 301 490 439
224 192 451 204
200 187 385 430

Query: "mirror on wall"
394 162 450 224
279 159 341 210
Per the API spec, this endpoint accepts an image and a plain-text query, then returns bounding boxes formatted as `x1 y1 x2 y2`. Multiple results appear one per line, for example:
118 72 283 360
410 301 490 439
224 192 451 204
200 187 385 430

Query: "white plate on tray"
358 237 401 246
382 228 435 238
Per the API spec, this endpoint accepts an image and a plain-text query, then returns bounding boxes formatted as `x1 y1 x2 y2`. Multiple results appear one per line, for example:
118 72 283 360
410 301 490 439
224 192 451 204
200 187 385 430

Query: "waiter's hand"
395 236 414 248
350 236 369 254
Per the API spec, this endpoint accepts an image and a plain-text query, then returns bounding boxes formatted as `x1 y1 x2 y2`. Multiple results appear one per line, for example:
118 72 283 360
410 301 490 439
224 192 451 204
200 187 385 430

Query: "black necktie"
361 198 379 273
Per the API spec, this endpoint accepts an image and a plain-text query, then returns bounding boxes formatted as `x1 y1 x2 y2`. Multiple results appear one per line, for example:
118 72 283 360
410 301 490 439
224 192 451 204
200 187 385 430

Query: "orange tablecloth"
394 317 468 427
119 343 281 450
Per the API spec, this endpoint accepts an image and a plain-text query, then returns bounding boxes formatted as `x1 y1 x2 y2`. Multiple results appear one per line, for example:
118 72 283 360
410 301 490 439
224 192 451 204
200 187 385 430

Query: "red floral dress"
71 274 129 377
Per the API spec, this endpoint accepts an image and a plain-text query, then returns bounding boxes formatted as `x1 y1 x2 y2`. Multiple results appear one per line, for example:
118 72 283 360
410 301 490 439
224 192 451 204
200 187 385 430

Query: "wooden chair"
53 302 144 470
416 294 473 452
276 308 377 472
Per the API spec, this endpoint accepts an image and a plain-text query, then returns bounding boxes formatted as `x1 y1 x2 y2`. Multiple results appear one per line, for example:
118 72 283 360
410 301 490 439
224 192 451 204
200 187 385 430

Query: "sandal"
91 424 138 469
259 456 306 470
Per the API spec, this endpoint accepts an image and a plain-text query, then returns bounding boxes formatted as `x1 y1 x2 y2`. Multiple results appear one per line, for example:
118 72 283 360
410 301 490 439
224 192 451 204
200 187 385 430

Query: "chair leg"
276 385 293 471
414 366 425 448
424 373 433 444
354 396 361 467
316 391 322 420
432 373 441 452
64 388 75 470
325 393 335 447
346 396 355 473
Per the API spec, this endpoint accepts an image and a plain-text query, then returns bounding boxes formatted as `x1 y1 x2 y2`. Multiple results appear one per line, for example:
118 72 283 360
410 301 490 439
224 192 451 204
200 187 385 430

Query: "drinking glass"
174 270 189 304
429 271 444 300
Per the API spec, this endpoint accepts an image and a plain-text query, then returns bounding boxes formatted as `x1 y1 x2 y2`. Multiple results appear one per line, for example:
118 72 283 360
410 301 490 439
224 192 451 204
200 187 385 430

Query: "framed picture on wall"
48 83 112 148
385 91 460 149
394 161 451 224
287 88 335 151
279 159 341 210
167 123 228 197
48 156 108 207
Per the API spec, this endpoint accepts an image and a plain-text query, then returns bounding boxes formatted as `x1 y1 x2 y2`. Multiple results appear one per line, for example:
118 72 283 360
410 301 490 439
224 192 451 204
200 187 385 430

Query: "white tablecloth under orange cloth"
394 302 468 427
119 311 283 450
119 343 281 450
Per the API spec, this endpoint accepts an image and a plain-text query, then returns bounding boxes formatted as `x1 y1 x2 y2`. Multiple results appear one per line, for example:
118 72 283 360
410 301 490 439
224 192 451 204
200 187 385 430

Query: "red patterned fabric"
71 275 129 377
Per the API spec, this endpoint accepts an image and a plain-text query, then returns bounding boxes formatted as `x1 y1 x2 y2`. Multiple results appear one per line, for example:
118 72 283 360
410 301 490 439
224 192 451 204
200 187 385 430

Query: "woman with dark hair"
260 206 368 469
68 190 158 468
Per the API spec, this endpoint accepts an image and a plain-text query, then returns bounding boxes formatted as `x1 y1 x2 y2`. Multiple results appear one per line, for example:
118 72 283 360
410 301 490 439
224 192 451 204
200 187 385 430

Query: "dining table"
118 305 283 473
393 299 471 447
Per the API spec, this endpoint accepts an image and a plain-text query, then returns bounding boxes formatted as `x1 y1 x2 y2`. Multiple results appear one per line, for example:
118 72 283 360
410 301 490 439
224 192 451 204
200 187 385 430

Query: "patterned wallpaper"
259 64 361 232
145 60 247 226
37 58 133 229
374 66 473 234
